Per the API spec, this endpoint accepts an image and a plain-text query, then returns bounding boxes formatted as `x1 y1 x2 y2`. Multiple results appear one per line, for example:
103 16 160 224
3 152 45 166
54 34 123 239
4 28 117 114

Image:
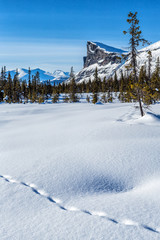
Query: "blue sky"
0 0 160 72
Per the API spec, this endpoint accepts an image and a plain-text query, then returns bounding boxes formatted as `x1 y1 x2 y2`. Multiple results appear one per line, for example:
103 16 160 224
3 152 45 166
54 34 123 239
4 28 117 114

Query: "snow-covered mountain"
74 41 160 83
7 68 70 85
116 41 160 78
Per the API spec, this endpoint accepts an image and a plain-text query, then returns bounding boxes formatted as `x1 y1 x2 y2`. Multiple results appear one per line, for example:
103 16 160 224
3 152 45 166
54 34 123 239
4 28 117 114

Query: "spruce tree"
52 93 59 103
13 69 19 102
21 80 28 102
86 95 90 103
113 72 119 92
92 93 98 104
28 67 31 83
4 72 13 103
123 12 149 116
101 94 107 103
70 66 75 79
63 94 69 103
92 68 99 104
102 77 106 92
119 71 125 102
150 58 160 102
147 51 152 83
69 77 78 102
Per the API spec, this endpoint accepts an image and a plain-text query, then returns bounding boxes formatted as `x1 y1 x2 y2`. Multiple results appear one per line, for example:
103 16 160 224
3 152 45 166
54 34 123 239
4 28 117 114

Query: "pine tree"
4 72 13 102
101 94 107 103
21 80 28 102
119 71 125 102
106 78 114 102
13 69 19 102
86 79 91 93
92 93 98 104
113 72 119 92
91 68 99 104
63 94 69 103
38 95 44 103
123 12 149 116
147 51 152 83
69 77 78 102
52 93 59 103
70 66 75 79
102 77 106 92
150 58 160 102
28 67 31 83
86 95 90 103
138 65 151 104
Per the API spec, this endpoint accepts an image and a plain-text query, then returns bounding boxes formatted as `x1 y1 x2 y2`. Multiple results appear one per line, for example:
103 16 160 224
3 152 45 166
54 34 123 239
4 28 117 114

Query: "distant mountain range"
7 68 70 85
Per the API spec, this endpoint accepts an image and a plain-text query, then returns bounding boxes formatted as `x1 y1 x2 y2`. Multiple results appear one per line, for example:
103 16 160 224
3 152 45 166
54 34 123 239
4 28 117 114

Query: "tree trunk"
138 95 144 117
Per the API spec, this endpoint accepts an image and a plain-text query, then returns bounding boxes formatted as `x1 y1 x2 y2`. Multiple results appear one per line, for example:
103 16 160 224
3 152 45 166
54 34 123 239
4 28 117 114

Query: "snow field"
0 102 160 239
0 174 159 234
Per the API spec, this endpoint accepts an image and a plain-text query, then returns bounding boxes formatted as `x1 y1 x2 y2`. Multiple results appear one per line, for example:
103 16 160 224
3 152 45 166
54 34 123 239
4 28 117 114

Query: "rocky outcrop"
83 41 125 68
74 41 127 83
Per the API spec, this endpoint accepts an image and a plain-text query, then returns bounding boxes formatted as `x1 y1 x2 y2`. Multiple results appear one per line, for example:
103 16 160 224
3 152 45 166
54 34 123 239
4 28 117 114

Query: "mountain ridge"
74 41 160 83
93 42 127 53
6 68 70 85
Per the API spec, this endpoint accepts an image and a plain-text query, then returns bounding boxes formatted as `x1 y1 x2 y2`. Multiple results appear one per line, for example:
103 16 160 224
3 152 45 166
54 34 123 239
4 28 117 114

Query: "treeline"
0 57 160 104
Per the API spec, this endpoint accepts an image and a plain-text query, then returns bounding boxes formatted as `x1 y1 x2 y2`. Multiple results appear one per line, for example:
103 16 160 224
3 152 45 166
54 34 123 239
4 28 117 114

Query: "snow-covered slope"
75 41 160 83
0 101 160 239
116 41 160 77
94 42 126 53
7 68 69 85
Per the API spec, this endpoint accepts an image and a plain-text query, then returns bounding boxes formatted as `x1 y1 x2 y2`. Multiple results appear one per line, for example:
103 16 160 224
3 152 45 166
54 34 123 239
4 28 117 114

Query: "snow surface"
0 100 160 239
93 42 126 53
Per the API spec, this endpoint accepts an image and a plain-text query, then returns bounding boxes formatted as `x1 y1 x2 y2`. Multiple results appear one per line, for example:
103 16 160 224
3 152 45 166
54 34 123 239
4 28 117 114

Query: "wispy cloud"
0 39 85 72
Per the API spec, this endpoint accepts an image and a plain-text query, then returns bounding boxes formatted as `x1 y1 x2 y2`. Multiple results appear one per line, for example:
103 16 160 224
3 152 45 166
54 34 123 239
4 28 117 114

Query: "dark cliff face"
83 41 124 68
70 41 129 83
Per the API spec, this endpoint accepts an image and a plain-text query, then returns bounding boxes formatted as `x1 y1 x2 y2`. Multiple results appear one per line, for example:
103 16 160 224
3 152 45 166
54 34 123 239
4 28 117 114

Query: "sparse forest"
0 60 160 107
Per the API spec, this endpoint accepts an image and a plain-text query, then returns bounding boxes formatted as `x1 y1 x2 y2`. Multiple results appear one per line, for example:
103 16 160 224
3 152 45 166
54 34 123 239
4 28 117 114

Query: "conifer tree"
21 80 28 102
106 78 113 102
101 94 107 103
147 51 152 83
119 71 125 102
70 66 75 79
86 79 91 93
123 12 149 116
28 67 31 83
92 92 98 104
92 68 99 104
52 91 59 103
13 69 19 102
4 72 13 102
63 94 69 103
102 77 106 92
86 95 90 103
150 58 160 102
113 72 119 92
38 95 44 103
69 77 78 102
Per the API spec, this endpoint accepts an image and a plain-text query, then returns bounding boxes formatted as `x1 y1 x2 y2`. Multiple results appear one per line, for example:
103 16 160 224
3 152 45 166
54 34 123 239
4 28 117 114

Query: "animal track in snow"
0 174 159 234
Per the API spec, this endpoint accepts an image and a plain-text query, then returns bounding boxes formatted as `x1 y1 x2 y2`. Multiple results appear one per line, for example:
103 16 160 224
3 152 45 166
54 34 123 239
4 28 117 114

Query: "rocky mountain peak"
73 41 160 83
83 41 126 68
